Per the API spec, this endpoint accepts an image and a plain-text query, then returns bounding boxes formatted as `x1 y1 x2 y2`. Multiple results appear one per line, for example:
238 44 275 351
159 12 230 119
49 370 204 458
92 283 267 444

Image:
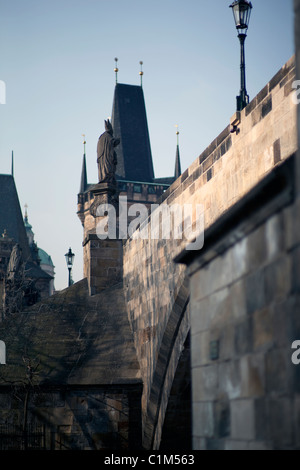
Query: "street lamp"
65 247 75 287
230 0 253 111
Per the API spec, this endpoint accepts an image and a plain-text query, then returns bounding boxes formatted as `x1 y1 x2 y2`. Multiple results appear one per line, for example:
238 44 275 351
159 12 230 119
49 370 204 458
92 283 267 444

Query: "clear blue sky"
0 0 295 290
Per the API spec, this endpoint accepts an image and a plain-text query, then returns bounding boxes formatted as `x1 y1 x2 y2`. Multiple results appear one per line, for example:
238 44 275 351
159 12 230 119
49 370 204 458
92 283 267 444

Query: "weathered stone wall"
183 155 299 449
179 1 300 443
83 236 123 295
0 386 142 450
123 56 297 449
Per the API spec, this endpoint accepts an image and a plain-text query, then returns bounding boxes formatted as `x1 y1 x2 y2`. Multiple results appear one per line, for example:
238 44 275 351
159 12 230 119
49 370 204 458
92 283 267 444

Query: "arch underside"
143 275 191 450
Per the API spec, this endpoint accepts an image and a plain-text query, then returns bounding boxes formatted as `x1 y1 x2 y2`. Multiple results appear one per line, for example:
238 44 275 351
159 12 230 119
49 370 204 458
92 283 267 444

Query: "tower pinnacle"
82 134 86 155
139 61 144 87
175 125 180 145
114 58 119 84
24 203 28 222
79 135 88 193
174 125 182 180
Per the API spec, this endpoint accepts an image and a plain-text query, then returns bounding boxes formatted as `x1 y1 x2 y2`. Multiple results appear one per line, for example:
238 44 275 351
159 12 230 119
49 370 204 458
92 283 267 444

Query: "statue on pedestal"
7 243 23 282
97 120 120 185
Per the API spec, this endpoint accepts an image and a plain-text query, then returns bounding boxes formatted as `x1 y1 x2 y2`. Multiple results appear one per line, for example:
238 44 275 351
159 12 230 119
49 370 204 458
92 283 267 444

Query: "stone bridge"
123 56 297 449
0 55 297 451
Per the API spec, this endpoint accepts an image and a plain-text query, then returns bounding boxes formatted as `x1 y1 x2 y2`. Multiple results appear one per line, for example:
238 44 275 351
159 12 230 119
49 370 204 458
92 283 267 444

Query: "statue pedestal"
84 182 122 296
89 182 118 218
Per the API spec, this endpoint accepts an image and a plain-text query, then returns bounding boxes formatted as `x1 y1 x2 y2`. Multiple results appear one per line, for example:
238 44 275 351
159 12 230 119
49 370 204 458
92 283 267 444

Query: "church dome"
38 248 54 268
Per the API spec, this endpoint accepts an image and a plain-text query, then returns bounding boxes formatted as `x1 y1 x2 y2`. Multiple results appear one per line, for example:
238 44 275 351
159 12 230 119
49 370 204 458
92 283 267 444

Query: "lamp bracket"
230 111 241 134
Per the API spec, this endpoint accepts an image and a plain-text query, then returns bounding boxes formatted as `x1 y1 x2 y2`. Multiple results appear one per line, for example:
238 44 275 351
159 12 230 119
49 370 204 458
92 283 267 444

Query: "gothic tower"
77 66 182 294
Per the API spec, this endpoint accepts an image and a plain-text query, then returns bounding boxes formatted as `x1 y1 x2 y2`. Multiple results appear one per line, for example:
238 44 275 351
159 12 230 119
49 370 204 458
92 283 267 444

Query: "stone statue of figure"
7 243 23 281
97 120 120 184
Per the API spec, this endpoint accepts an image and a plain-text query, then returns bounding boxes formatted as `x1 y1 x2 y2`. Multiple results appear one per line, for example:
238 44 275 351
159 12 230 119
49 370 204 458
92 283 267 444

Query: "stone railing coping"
123 56 296 249
159 55 296 206
175 153 295 268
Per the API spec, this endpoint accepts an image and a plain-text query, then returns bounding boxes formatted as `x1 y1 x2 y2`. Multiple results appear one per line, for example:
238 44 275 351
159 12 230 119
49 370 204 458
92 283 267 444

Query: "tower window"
133 184 142 193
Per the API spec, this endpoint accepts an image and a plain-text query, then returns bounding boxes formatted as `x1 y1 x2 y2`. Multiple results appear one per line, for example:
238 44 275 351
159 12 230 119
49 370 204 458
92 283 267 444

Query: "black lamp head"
65 247 75 268
230 0 253 35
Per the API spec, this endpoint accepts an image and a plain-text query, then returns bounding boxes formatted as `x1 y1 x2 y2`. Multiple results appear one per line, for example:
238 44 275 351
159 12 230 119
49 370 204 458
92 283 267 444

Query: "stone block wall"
83 236 123 295
124 234 188 447
183 158 300 449
123 56 297 448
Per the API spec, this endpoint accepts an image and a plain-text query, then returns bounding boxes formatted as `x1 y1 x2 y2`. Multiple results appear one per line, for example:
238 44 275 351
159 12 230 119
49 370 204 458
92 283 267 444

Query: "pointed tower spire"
24 203 28 223
11 150 14 177
24 203 34 247
79 135 88 193
111 83 154 182
174 125 182 179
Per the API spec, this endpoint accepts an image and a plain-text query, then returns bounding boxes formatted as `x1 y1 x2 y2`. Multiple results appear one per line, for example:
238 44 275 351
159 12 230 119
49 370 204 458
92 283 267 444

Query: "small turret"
174 126 182 179
79 135 88 194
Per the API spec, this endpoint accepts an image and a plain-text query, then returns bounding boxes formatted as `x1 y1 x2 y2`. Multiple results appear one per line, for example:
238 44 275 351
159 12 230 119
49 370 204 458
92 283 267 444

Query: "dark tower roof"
111 83 155 183
0 175 31 260
79 154 88 193
174 144 182 180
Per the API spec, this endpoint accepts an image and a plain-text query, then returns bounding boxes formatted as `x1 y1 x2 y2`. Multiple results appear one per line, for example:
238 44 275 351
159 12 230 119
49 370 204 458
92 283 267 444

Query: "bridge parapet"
123 56 297 449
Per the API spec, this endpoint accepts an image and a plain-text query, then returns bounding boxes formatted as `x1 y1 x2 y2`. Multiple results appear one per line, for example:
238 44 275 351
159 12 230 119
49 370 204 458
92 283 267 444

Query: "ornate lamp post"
65 247 75 287
230 0 253 111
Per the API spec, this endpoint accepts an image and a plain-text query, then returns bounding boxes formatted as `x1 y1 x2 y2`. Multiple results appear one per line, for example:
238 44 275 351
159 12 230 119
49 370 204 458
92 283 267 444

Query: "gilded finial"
114 58 119 84
82 134 86 154
139 61 144 87
175 125 180 145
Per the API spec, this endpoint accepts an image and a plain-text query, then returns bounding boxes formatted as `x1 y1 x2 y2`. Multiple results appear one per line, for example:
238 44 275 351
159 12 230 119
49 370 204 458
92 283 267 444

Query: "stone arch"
159 333 191 450
143 275 190 450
